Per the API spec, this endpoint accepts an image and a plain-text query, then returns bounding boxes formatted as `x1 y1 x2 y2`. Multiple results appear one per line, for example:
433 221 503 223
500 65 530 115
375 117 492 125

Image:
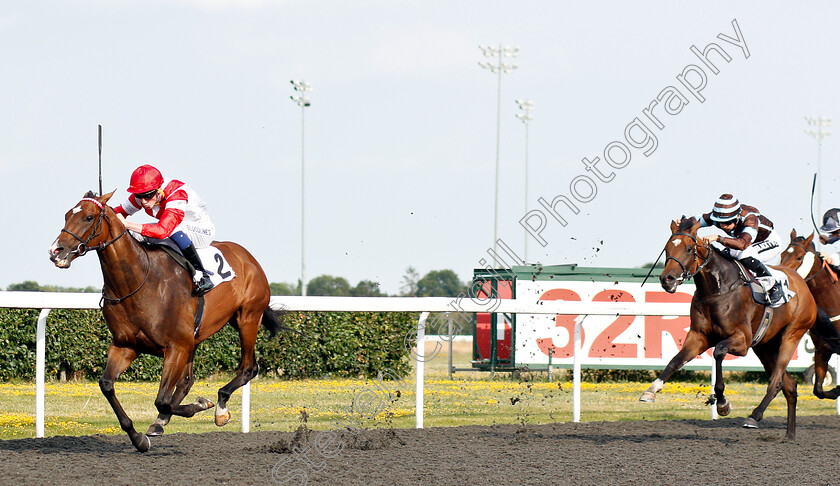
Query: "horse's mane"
677 216 696 232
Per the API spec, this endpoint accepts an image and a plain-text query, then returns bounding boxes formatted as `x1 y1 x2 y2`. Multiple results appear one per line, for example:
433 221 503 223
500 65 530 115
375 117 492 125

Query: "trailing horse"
49 191 284 452
639 218 818 440
779 229 840 399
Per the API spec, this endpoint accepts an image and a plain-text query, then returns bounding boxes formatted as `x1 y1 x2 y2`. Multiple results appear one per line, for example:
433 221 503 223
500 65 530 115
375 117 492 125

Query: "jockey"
113 164 216 295
693 193 784 303
818 208 840 274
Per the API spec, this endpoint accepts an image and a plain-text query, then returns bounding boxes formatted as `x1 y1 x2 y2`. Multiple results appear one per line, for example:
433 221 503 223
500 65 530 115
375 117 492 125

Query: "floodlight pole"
479 45 519 267
291 80 312 296
515 100 534 262
805 116 832 216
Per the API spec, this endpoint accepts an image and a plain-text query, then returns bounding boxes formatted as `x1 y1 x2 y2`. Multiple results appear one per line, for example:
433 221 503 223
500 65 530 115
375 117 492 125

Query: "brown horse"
779 229 840 399
639 218 820 440
48 191 284 452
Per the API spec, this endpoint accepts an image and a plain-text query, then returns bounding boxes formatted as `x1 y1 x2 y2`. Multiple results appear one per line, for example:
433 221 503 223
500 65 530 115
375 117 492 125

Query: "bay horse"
48 191 284 452
639 218 821 440
779 229 840 399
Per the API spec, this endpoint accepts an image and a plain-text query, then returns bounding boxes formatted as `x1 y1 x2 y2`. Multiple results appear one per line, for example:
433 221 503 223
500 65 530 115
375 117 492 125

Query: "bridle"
789 240 833 283
665 232 713 283
62 197 150 304
61 198 127 256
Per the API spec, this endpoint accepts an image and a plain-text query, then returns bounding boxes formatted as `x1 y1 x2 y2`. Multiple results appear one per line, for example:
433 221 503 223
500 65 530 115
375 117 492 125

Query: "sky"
1 1 838 295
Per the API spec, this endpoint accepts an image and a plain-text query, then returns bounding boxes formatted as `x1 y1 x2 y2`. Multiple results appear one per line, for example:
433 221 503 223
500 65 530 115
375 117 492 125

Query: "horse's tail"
811 306 840 354
262 306 301 338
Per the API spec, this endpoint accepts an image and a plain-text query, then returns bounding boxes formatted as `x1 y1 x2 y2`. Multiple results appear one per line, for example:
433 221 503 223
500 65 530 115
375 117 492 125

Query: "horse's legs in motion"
146 361 195 436
711 335 750 416
745 339 799 440
99 345 150 453
216 310 261 427
154 346 214 419
640 330 708 402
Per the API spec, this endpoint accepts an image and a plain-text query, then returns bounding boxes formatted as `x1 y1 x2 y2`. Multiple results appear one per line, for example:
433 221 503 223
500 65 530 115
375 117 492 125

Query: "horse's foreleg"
812 344 833 399
216 311 261 427
640 330 708 402
711 334 750 416
146 361 195 436
100 345 149 453
155 347 214 419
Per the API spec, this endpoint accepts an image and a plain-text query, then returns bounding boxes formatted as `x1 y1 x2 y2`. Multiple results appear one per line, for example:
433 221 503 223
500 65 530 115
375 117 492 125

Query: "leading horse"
639 218 821 440
49 191 284 452
779 229 840 399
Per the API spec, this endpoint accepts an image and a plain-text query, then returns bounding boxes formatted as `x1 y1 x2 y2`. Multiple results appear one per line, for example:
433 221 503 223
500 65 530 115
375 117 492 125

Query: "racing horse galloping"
49 191 284 452
639 218 822 440
779 229 840 400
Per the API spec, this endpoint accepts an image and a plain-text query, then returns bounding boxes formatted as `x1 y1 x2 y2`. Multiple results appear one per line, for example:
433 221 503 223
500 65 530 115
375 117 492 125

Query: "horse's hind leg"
216 310 261 427
640 330 708 402
746 339 800 440
154 347 214 419
100 345 150 453
146 361 195 436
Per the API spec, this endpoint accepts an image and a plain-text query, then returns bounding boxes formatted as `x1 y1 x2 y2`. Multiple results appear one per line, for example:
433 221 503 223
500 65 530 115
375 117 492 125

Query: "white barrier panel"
10 290 809 437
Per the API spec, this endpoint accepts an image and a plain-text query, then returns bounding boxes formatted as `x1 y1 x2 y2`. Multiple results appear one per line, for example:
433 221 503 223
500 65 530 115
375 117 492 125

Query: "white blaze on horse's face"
72 206 82 214
671 240 681 247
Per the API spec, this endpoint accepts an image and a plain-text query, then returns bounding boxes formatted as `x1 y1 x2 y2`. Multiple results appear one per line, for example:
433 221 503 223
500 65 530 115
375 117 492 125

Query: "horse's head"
49 190 122 268
660 217 704 293
779 228 816 275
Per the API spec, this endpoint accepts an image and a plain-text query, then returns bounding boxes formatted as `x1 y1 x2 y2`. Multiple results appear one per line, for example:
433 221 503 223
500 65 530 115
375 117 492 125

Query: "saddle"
730 259 790 346
728 259 790 306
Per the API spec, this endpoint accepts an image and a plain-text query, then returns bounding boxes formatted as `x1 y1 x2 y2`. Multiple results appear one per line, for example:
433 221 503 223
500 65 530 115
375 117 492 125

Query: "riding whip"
641 246 666 287
98 125 103 196
811 172 821 234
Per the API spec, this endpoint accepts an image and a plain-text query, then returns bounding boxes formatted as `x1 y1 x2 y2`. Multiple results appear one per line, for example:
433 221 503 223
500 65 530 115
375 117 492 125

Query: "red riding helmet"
127 164 164 194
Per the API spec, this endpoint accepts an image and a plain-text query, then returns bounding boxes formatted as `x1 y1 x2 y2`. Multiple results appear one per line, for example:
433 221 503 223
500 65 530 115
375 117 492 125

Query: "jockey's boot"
181 243 214 295
740 256 783 303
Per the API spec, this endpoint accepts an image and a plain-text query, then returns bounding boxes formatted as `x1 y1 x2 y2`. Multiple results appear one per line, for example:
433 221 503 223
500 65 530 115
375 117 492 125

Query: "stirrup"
767 282 783 303
193 273 214 295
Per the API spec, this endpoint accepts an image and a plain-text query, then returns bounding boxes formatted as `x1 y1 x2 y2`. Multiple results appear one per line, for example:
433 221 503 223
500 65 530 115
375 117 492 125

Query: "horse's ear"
790 228 797 241
99 190 117 205
690 220 701 235
804 231 815 247
670 220 679 233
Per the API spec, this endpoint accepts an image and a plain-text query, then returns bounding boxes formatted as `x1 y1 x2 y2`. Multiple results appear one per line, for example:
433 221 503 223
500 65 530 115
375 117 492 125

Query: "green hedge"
0 308 415 381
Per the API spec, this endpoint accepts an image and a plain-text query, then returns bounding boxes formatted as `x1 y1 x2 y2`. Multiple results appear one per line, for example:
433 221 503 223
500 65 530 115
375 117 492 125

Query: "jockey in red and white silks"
115 178 216 249
114 164 216 294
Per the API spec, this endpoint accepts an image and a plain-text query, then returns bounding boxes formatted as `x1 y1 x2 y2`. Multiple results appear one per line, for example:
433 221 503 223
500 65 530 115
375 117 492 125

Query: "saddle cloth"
130 232 236 286
734 262 794 308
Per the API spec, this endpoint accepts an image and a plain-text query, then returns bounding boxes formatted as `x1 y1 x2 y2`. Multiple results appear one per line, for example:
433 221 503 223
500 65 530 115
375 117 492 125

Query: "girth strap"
751 306 774 347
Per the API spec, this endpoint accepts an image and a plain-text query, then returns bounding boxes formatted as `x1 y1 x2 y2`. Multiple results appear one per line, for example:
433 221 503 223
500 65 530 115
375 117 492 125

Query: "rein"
101 244 151 305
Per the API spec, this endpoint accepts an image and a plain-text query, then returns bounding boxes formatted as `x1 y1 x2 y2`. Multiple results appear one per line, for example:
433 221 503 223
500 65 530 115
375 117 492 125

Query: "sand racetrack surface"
1 415 840 485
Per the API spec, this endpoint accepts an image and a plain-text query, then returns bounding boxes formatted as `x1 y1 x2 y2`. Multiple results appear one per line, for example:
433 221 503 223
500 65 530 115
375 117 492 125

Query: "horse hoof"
134 434 151 453
145 423 165 437
717 399 731 417
197 396 215 410
215 409 231 427
743 417 759 429
639 391 656 402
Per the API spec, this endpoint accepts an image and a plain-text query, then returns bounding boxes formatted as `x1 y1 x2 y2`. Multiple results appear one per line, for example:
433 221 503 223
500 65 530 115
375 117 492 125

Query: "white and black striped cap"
710 194 740 223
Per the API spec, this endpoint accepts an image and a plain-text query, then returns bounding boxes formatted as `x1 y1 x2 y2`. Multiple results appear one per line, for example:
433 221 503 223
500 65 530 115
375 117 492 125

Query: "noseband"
665 232 712 283
61 198 126 256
